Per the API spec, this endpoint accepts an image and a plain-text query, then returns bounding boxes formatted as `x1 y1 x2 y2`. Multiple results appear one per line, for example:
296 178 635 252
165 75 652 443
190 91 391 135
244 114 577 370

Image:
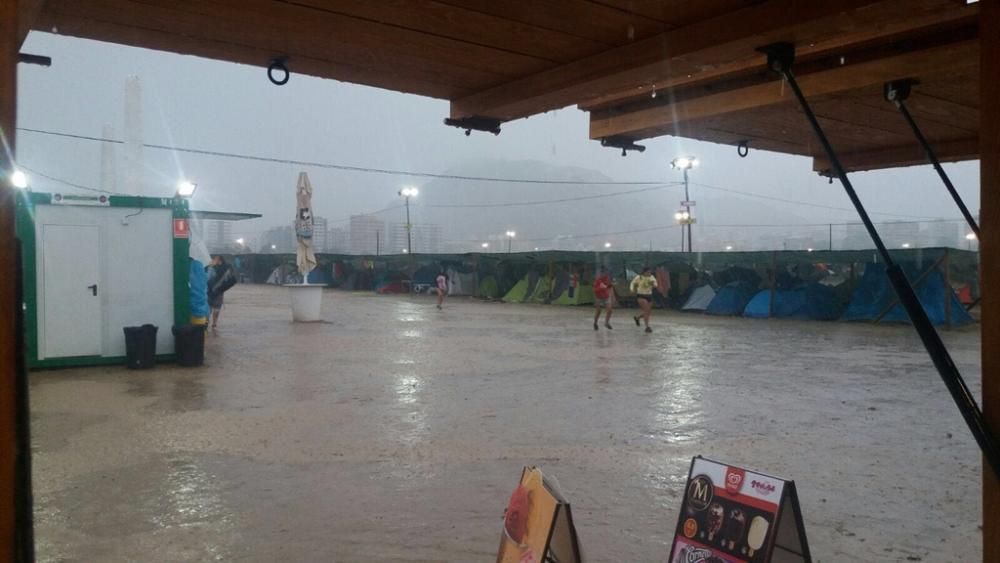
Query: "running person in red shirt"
592 267 614 330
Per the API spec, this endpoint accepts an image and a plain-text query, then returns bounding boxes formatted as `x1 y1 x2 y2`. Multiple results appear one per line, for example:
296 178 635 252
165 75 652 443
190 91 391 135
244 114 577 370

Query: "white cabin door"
42 224 102 358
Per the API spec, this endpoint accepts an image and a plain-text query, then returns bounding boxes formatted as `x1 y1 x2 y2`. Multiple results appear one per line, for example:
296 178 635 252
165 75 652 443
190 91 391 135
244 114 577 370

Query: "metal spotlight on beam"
443 116 502 136
600 136 645 157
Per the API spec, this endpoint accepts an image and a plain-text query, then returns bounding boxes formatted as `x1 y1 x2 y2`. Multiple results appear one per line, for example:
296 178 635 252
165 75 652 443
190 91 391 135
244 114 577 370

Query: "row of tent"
246 250 976 326
501 270 595 305
680 263 972 326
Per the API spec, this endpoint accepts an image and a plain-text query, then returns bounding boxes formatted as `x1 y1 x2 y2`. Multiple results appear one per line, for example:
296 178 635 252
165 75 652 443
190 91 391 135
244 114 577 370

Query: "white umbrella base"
285 283 324 322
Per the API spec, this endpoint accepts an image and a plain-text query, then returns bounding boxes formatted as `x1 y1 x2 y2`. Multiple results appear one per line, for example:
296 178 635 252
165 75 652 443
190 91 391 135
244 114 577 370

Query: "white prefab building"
15 192 191 369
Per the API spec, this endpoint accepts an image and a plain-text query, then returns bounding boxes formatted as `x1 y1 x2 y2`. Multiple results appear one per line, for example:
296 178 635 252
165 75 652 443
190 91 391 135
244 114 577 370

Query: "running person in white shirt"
630 266 657 333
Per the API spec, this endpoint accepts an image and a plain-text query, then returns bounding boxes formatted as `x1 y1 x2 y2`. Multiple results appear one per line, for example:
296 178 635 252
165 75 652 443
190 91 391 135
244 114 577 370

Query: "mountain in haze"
394 158 815 252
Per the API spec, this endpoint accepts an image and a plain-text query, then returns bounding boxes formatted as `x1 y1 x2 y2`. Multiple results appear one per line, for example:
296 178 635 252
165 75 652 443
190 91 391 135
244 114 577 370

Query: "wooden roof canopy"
26 0 980 174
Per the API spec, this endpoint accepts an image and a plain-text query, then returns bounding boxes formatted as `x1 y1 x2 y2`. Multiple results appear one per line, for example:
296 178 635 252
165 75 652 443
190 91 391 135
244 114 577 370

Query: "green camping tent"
552 284 595 305
477 275 501 299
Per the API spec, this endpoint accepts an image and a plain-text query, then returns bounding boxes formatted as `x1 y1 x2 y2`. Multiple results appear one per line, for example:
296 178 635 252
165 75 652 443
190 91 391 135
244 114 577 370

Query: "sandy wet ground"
29 284 983 562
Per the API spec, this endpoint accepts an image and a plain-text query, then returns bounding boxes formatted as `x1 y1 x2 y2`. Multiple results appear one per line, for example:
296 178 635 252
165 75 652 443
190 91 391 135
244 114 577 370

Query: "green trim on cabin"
30 353 178 371
15 190 38 367
15 191 191 370
173 204 191 326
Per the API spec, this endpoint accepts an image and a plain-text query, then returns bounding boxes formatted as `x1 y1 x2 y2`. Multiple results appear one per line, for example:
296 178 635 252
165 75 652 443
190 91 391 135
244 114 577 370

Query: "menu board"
669 457 811 563
497 467 582 563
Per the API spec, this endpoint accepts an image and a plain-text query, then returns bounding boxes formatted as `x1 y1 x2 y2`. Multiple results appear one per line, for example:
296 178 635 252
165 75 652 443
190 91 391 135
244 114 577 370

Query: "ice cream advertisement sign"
497 467 582 563
669 457 812 563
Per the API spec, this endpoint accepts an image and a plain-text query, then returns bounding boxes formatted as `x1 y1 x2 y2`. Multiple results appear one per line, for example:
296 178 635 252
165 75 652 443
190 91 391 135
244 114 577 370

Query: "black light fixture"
600 136 645 157
443 116 503 136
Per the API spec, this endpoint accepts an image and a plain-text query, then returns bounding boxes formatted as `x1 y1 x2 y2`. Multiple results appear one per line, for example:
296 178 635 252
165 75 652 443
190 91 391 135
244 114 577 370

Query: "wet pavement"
30 284 982 562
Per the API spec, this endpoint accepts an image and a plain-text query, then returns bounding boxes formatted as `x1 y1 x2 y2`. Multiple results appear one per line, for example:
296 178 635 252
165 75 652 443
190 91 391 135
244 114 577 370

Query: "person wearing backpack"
206 256 236 330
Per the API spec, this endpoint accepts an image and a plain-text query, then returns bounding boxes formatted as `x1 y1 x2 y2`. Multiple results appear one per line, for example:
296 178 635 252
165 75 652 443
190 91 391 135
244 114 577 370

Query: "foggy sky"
16 32 981 249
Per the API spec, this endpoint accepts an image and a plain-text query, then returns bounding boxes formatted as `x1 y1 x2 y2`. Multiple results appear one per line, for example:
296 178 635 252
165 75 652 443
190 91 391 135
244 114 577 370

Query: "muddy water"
30 285 982 562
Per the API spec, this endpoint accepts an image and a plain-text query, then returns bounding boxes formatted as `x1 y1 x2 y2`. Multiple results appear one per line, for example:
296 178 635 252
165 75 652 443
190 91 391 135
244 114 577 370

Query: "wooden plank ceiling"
25 0 980 173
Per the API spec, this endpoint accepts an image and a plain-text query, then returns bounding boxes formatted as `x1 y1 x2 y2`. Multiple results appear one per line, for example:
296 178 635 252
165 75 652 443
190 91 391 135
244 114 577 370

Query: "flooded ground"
30 284 982 562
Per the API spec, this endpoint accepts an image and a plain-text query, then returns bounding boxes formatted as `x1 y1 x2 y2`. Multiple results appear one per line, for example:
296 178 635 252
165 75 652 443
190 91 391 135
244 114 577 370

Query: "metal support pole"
944 248 952 329
760 41 1000 479
404 197 412 255
684 168 692 253
768 251 776 319
886 81 980 238
829 223 833 251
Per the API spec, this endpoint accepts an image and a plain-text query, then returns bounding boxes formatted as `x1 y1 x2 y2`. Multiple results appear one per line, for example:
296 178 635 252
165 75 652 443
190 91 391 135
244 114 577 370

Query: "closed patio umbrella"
295 172 317 280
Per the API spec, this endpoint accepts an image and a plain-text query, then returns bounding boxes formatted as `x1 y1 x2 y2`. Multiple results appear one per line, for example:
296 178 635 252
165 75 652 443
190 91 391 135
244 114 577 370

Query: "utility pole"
671 156 698 253
405 198 412 254
684 168 692 253
398 186 419 255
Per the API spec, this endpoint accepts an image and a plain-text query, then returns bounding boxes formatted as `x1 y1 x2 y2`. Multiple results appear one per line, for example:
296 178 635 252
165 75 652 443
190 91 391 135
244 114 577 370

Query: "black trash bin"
123 324 158 369
172 325 206 367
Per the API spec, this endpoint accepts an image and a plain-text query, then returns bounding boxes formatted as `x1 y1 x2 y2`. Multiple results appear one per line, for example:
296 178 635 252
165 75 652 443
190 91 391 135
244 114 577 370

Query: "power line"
19 126 960 220
440 218 966 244
420 183 681 208
17 127 665 186
690 181 945 220
19 165 118 194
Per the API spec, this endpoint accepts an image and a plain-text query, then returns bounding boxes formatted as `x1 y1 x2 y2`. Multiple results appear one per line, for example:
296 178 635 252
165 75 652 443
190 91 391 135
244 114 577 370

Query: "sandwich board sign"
669 457 811 563
496 466 582 563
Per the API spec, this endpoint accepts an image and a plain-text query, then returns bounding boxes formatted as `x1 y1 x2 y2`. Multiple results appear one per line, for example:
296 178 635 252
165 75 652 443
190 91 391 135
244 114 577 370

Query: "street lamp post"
671 156 698 252
398 186 419 255
505 230 516 253
673 210 692 252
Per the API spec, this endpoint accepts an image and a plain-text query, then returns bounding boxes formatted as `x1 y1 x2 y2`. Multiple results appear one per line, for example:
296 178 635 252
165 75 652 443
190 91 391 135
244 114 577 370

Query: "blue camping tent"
743 283 842 320
842 262 972 326
705 281 757 316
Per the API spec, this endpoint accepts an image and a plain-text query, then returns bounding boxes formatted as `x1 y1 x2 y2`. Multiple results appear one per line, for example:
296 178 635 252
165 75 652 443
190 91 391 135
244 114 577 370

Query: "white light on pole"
505 230 516 253
236 237 245 245
10 169 28 189
402 248 409 254
604 242 612 248
176 180 197 198
398 186 419 255
270 244 277 250
725 245 733 251
671 156 698 252
966 233 978 241
902 242 911 249
671 156 699 170
481 242 489 249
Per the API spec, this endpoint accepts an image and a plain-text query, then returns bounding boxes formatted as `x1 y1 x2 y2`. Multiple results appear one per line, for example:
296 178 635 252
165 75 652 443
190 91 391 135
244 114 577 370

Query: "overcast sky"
15 32 981 249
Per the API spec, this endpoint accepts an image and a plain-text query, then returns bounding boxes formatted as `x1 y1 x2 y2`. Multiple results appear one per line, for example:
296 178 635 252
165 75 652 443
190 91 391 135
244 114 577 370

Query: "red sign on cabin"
173 218 190 238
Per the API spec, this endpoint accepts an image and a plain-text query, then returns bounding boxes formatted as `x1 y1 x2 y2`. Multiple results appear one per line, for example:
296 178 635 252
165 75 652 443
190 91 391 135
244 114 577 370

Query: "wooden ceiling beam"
17 0 45 47
811 137 979 174
32 12 473 99
285 0 607 64
589 38 979 140
34 0 551 95
429 0 668 47
578 4 978 111
449 0 969 121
